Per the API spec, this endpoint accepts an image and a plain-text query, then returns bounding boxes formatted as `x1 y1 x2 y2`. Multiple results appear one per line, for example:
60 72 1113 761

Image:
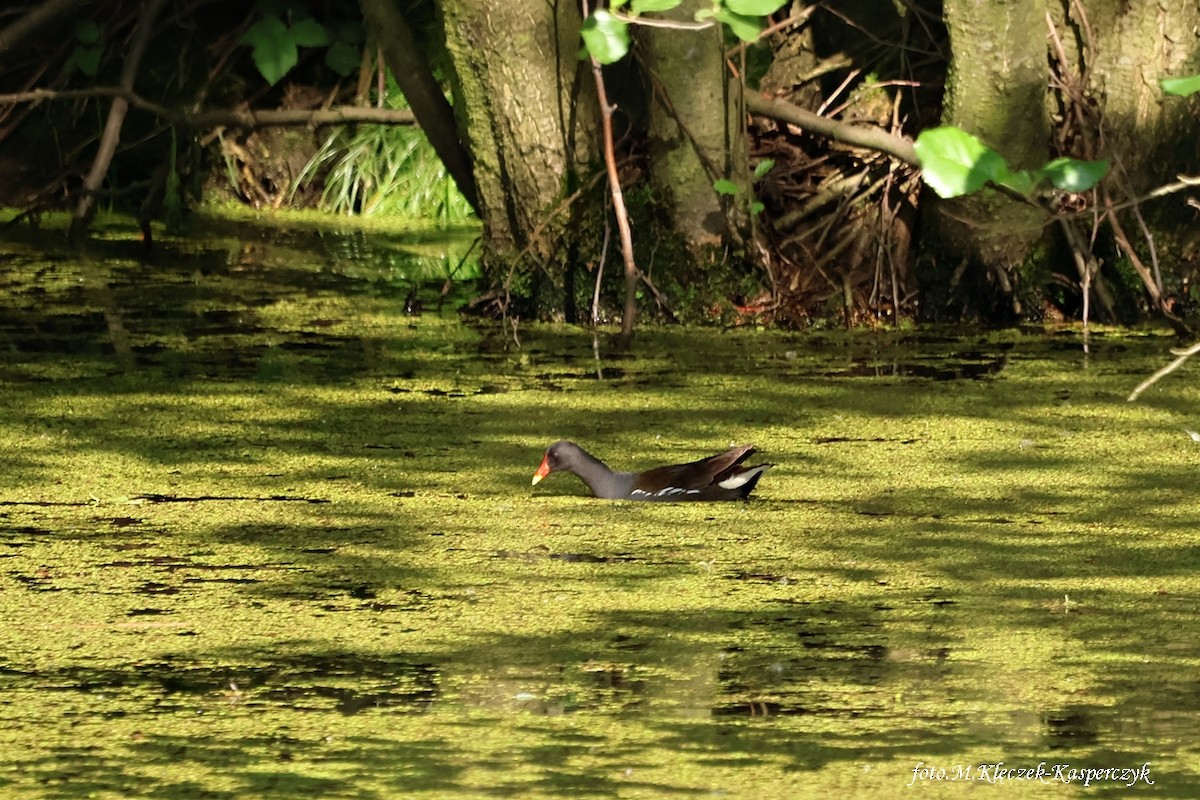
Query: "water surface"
0 217 1196 797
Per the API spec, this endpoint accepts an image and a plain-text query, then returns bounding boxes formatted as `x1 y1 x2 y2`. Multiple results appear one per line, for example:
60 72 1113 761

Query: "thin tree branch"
1128 340 1200 402
70 0 169 240
611 13 713 30
0 87 416 128
583 0 639 342
745 92 918 166
0 0 89 54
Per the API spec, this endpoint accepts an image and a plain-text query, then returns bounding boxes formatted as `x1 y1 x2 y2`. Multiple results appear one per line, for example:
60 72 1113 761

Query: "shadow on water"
0 216 1196 796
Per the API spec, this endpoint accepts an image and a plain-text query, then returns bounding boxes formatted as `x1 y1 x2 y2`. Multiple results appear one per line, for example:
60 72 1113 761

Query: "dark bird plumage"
532 440 772 501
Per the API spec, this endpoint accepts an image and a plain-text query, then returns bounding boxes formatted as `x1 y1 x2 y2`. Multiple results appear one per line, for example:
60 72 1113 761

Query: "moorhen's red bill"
532 440 772 501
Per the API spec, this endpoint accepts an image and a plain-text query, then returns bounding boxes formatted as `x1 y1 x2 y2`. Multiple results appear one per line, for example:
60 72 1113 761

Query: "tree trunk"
641 0 730 256
925 0 1051 318
437 0 597 276
1081 0 1200 187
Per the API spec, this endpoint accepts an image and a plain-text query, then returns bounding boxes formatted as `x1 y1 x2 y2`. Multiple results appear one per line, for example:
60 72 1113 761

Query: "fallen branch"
0 87 416 128
1127 340 1200 401
745 92 918 167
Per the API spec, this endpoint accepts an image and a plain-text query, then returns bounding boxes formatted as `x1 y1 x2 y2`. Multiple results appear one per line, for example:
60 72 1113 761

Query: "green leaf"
725 0 788 15
753 158 775 179
580 10 630 64
992 165 1038 197
1161 75 1200 97
325 40 360 77
610 0 630 8
750 200 765 215
74 20 101 44
67 44 103 77
242 14 286 49
290 16 330 47
713 178 741 196
1042 157 1109 192
631 0 682 12
714 8 763 42
913 126 1006 198
694 7 716 21
242 15 297 85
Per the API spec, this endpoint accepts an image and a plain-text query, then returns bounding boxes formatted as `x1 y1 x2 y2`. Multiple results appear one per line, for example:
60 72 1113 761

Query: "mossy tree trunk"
1075 0 1200 320
1082 0 1200 186
436 0 598 288
640 0 733 259
925 0 1051 319
927 0 1200 322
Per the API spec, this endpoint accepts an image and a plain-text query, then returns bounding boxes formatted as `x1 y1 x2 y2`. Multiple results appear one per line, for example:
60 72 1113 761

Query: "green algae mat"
0 222 1197 797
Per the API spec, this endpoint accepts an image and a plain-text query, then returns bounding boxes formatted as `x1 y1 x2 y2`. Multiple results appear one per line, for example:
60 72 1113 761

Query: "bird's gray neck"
569 448 632 499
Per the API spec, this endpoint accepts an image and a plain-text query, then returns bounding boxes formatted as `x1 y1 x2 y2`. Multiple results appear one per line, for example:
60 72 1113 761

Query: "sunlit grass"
291 83 474 225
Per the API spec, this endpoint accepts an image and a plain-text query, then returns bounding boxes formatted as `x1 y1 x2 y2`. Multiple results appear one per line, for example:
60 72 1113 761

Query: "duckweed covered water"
0 217 1198 797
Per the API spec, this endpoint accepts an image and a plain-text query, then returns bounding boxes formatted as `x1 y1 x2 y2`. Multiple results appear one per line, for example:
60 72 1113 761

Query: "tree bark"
641 0 729 255
1060 0 1200 328
437 0 598 275
1081 0 1200 186
926 0 1051 318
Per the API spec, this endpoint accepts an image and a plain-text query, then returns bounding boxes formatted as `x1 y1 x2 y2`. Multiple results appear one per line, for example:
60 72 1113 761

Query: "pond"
0 215 1196 798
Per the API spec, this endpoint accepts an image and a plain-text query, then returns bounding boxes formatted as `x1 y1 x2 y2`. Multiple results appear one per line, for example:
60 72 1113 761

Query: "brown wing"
632 444 756 494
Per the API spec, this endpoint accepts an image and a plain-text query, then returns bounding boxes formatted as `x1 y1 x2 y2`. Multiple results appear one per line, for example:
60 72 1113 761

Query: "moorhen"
532 440 772 501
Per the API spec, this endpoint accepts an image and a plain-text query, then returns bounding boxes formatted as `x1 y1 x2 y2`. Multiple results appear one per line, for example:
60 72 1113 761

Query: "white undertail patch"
717 465 771 490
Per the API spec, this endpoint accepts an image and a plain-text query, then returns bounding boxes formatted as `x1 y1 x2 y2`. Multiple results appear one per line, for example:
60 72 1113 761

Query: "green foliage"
242 16 300 86
580 10 631 64
1041 157 1109 193
711 8 763 41
629 0 680 12
580 0 787 63
65 21 104 77
712 179 740 196
74 20 101 43
240 0 363 85
712 179 764 215
914 126 1109 199
1161 74 1200 97
712 159 773 215
725 0 786 13
325 21 367 76
912 127 1006 197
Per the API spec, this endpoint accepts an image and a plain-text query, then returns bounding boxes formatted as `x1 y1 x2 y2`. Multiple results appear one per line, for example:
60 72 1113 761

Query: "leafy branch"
913 126 1108 200
581 0 788 64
